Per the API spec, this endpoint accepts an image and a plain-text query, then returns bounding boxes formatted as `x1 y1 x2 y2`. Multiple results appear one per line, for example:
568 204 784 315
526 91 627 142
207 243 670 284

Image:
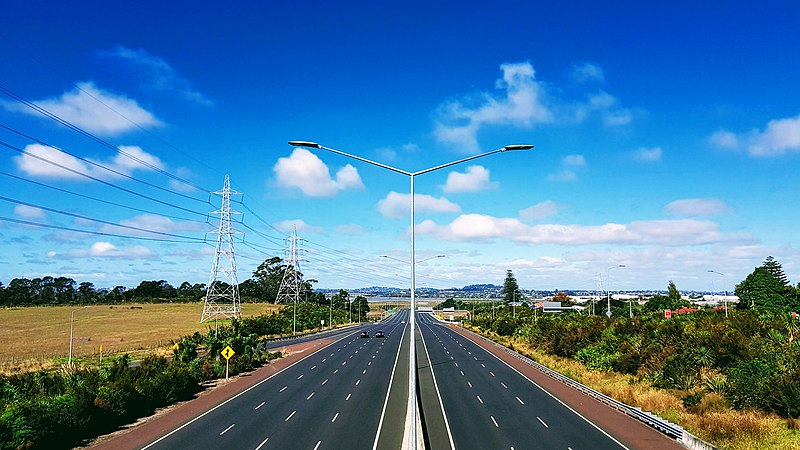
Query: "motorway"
134 310 668 449
417 312 627 450
143 311 410 450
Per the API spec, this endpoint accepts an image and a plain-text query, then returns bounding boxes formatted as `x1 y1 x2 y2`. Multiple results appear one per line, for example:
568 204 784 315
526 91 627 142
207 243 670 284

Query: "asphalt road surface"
143 311 409 450
417 312 628 450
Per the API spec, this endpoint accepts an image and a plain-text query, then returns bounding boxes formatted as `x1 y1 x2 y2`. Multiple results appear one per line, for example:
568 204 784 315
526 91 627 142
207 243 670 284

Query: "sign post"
665 309 672 319
221 345 235 380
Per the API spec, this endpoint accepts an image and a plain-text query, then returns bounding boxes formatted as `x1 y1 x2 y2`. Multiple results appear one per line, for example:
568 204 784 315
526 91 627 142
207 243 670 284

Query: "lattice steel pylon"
275 226 304 305
201 175 243 323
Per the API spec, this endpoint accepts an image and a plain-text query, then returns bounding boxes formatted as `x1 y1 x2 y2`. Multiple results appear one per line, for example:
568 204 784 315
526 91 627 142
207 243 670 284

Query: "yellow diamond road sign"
221 346 235 360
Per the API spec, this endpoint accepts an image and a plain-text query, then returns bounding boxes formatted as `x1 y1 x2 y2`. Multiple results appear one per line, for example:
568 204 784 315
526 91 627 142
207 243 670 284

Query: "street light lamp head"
502 144 534 151
288 140 321 149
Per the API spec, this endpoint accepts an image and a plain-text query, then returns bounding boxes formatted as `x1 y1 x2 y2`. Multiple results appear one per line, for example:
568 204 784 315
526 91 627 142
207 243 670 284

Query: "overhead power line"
0 216 207 244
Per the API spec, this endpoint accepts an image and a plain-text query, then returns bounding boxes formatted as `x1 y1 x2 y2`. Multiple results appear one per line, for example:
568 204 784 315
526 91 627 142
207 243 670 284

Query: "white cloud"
519 200 559 221
664 198 732 216
48 241 155 259
562 154 586 167
571 62 605 84
547 170 577 182
99 214 206 237
632 147 662 162
709 114 800 157
416 213 751 246
434 61 553 151
442 165 498 193
101 46 213 106
13 205 46 219
377 191 460 219
585 91 633 127
6 82 160 135
274 219 324 234
14 143 165 180
273 148 364 197
497 256 565 269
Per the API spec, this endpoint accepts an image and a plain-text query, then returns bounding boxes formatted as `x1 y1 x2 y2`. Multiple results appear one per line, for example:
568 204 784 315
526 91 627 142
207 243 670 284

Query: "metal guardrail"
460 327 685 440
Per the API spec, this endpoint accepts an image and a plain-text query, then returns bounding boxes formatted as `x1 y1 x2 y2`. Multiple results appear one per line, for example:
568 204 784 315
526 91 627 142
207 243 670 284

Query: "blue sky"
1 1 799 292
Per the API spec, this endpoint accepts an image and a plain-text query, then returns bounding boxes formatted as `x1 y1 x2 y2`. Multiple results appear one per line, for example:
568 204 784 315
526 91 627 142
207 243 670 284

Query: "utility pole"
201 175 242 324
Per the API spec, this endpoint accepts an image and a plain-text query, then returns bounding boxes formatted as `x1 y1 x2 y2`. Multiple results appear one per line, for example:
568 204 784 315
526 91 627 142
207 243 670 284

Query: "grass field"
0 303 281 367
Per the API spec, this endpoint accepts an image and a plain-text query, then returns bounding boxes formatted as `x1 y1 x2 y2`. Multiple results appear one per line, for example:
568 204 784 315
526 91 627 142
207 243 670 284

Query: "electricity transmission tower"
276 226 305 334
201 175 242 323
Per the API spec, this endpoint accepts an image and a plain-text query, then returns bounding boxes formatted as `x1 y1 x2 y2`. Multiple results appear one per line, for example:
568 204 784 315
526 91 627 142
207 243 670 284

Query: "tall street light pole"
289 140 533 448
708 270 727 318
606 264 625 317
68 305 91 365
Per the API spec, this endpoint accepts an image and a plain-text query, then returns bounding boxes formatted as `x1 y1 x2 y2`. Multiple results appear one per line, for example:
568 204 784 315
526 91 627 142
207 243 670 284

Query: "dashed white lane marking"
368 361 372 366
334 369 339 374
219 424 235 435
322 379 328 385
285 411 296 421
297 374 304 380
491 416 499 427
342 361 347 365
355 379 361 385
311 365 317 370
363 369 367 374
313 440 321 450
537 416 549 428
307 392 315 400
477 395 484 404
255 437 269 450
322 358 326 362
330 353 334 357
481 363 486 368
349 355 353 359
460 370 465 376
346 393 352 400
454 362 459 367
489 371 495 377
516 396 524 404
501 382 508 389
332 412 339 422
255 401 265 410
474 356 478 361
279 386 288 392
467 381 473 388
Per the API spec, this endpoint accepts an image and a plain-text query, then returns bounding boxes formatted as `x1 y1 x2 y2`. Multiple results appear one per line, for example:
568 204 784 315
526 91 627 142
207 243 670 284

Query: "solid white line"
313 440 321 450
418 321 456 450
255 401 265 410
332 412 339 422
372 316 408 450
477 395 484 404
537 416 549 428
491 415 499 427
255 437 269 450
279 386 287 392
285 410 296 421
307 392 315 400
219 423 235 435
516 396 524 404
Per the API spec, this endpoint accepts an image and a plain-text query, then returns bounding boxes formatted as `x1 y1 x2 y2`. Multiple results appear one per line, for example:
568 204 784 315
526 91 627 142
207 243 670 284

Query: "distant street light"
606 265 625 318
289 140 533 447
708 270 728 318
68 305 91 365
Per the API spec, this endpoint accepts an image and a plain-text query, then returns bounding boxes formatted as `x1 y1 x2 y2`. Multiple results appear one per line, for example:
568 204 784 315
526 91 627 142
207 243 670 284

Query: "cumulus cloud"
5 82 160 135
710 114 800 157
519 200 559 221
14 143 165 180
13 205 46 220
273 148 364 197
274 219 324 234
548 154 587 181
632 147 662 162
416 214 750 246
434 62 553 151
664 198 732 216
377 191 460 219
48 241 155 259
571 62 605 84
496 256 564 269
101 46 213 106
442 165 498 193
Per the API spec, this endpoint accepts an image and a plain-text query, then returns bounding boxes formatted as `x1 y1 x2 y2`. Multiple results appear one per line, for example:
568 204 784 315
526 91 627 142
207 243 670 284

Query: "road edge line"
418 319 456 450
372 318 408 450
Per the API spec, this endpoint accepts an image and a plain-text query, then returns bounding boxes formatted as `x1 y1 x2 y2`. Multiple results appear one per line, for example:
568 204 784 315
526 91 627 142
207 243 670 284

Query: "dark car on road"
360 331 369 338
375 331 385 338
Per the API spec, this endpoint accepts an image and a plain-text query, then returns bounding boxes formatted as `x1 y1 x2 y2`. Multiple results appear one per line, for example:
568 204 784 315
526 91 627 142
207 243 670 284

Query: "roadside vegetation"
462 258 800 450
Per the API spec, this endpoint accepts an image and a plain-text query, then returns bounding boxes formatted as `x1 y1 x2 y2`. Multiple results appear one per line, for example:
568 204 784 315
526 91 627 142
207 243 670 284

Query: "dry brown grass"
463 327 800 450
0 303 281 372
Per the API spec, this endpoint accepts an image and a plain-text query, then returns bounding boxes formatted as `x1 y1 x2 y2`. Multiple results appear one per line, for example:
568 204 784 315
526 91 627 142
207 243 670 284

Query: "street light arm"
413 145 532 176
289 141 412 176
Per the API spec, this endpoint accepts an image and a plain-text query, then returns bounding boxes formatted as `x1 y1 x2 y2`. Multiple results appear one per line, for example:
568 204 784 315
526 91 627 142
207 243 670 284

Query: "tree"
735 257 793 310
78 282 98 303
668 280 681 303
331 289 349 310
502 270 521 303
252 257 287 303
352 295 370 320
